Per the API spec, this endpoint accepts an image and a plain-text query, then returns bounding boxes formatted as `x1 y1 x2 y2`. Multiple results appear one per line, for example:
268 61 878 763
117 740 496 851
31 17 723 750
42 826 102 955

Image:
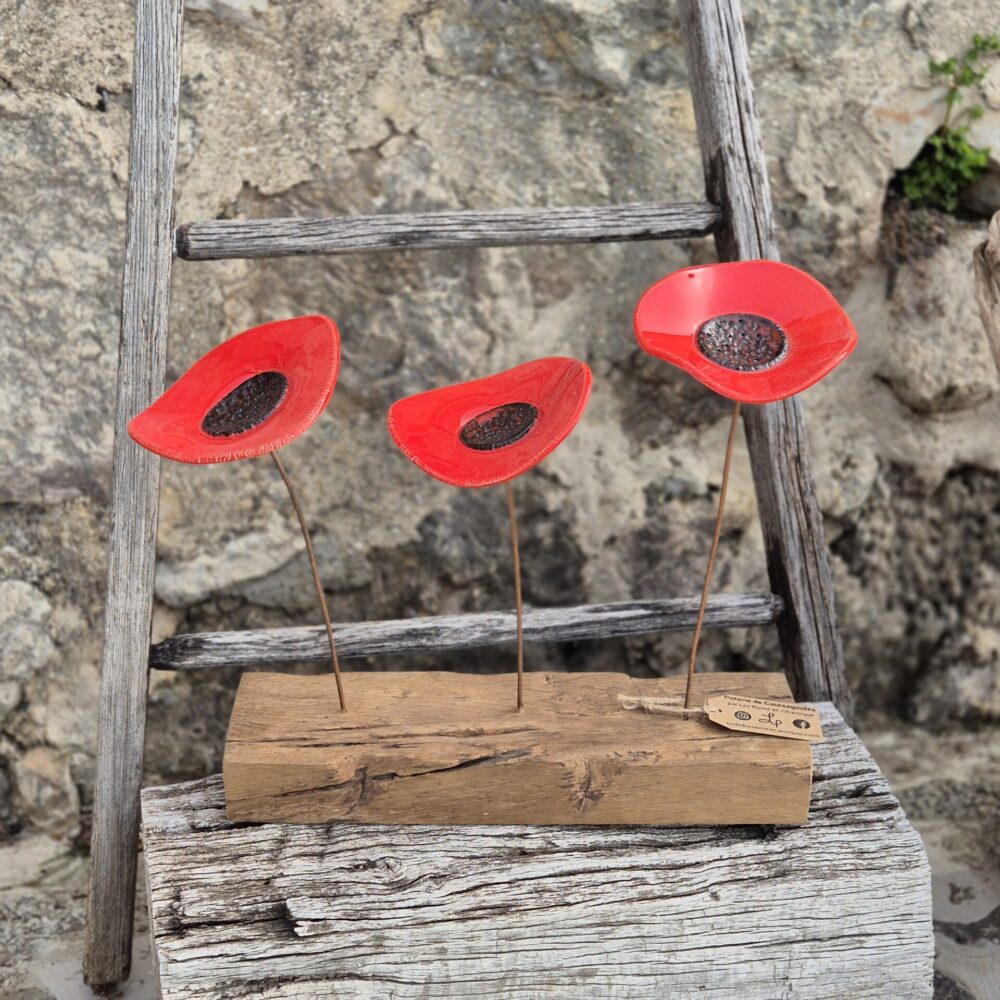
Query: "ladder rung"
150 591 782 671
175 201 721 260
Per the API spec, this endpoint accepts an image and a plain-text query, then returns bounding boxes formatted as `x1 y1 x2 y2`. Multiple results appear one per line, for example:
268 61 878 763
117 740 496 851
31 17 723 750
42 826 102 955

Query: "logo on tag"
702 695 823 742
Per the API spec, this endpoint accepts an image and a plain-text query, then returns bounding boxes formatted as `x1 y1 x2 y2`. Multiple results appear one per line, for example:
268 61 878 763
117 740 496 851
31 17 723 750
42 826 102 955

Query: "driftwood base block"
145 704 933 999
223 671 811 826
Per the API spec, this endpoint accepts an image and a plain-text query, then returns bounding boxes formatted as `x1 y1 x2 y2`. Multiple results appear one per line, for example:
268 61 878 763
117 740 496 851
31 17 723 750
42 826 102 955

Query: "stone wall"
2 0 999 840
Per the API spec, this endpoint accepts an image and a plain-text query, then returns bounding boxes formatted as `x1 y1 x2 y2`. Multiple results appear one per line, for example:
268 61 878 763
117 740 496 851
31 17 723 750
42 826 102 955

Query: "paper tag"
702 695 823 742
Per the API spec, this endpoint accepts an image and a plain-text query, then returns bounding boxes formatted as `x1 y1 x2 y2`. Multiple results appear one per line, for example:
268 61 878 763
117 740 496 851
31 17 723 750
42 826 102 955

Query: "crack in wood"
264 750 534 812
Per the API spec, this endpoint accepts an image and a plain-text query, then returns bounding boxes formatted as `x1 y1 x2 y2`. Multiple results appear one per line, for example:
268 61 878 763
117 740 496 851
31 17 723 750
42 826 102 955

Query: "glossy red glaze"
387 357 592 488
128 315 339 464
633 260 857 404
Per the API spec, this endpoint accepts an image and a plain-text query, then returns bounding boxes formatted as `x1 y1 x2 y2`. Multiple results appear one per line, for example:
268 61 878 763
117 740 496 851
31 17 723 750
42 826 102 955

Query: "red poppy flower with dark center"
128 315 339 463
387 357 592 488
633 260 857 404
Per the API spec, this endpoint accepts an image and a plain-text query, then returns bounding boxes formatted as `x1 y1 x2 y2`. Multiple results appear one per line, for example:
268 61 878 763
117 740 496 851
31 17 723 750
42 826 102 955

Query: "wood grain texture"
174 201 721 259
83 0 184 987
150 592 783 671
143 702 933 999
974 211 1000 375
678 0 852 720
223 671 812 826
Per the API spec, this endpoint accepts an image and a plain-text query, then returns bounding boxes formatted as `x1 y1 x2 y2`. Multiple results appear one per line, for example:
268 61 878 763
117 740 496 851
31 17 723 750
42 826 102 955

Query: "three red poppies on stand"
128 260 857 712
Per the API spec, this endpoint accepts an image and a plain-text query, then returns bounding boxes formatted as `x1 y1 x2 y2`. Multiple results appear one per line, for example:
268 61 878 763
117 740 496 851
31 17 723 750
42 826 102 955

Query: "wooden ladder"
84 0 852 985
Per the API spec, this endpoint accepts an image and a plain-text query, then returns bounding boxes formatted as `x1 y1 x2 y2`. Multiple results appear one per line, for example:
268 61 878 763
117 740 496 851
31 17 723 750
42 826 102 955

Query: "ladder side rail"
678 0 852 720
83 0 186 986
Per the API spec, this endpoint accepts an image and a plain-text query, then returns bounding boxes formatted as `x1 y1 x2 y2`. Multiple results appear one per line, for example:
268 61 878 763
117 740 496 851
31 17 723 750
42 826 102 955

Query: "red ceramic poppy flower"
387 357 592 488
633 260 856 404
128 315 339 464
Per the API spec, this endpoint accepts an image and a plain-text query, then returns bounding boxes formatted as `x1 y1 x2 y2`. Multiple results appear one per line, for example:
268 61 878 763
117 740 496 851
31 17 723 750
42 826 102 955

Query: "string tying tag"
617 694 707 717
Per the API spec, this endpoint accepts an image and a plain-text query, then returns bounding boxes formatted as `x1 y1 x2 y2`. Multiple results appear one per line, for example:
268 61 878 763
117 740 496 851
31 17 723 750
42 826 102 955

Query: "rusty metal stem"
505 481 525 712
684 401 742 710
270 451 346 712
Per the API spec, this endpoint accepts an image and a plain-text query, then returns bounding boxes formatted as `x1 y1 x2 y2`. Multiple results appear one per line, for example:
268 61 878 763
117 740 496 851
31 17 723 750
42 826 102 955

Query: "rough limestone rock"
879 222 998 414
1 0 1000 912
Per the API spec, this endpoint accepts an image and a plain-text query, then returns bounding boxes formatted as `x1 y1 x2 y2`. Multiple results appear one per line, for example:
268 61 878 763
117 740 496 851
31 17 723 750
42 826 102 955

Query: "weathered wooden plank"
83 0 185 987
142 703 933 999
150 591 784 671
678 0 853 720
974 211 1000 374
223 671 812 826
174 201 721 259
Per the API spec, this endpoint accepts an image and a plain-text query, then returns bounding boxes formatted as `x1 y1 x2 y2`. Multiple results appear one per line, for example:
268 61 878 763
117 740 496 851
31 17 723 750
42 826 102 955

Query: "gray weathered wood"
974 211 1000 374
150 591 783 671
142 703 933 999
679 0 853 720
175 201 721 259
83 0 184 987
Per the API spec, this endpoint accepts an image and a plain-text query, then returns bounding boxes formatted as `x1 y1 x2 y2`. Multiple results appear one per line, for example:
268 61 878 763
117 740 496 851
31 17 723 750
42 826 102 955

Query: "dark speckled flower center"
201 371 289 437
696 313 787 372
459 402 538 451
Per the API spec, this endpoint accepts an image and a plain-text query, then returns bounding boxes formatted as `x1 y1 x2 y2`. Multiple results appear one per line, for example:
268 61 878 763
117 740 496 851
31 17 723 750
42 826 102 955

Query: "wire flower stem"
505 481 525 712
270 451 347 712
684 401 742 710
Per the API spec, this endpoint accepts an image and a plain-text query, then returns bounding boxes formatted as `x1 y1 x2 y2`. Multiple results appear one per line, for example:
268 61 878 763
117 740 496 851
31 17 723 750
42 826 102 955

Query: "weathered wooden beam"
150 591 784 671
974 211 1000 374
84 0 185 988
223 671 813 826
175 201 721 259
142 703 934 999
678 0 853 721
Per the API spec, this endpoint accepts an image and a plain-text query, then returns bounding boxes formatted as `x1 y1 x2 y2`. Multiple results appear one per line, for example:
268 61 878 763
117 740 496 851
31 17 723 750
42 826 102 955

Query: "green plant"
896 33 999 213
